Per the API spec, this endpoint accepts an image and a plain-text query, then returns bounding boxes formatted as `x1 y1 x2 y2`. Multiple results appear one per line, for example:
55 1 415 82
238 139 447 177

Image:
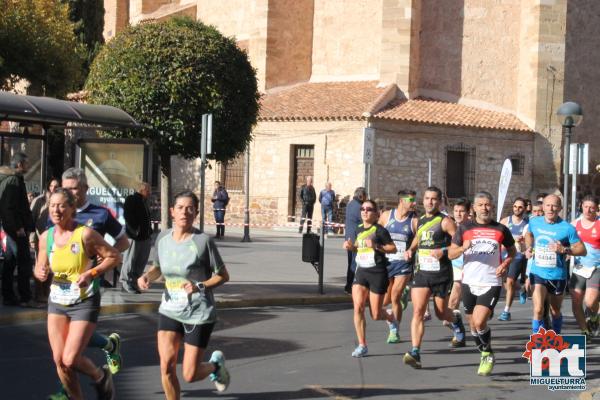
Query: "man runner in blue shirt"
524 194 586 334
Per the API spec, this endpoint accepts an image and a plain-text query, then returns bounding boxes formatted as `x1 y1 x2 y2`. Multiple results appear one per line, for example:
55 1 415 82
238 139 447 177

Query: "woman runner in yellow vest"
34 188 121 400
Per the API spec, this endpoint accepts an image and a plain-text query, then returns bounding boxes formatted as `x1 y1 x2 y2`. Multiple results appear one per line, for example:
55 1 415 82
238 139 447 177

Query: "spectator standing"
319 182 336 235
298 176 316 234
120 182 153 293
344 187 367 294
0 153 35 307
211 181 230 239
30 177 60 303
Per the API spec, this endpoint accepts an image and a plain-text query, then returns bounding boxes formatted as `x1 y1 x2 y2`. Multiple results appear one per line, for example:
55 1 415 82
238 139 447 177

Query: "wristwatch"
195 282 206 292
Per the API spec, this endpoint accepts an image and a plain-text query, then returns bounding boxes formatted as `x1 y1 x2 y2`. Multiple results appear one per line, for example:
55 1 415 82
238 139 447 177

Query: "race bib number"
387 240 407 261
573 264 595 279
163 279 190 311
418 249 440 272
356 250 376 268
50 281 81 305
534 245 557 268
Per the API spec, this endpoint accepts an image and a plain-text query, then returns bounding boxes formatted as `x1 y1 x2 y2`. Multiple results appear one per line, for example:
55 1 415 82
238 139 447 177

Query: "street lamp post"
556 101 583 219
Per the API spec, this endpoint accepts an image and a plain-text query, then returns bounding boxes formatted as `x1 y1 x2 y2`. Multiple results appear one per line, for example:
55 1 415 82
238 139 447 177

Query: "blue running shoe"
519 290 527 305
352 345 368 357
498 311 511 321
208 350 230 392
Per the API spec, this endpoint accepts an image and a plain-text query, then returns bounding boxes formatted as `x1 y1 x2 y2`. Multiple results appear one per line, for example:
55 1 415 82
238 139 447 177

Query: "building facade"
102 0 600 228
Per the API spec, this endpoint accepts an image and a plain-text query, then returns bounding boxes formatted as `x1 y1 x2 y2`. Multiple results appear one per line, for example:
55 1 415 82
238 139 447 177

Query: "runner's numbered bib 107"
418 249 441 272
534 244 557 268
356 248 376 268
50 280 82 305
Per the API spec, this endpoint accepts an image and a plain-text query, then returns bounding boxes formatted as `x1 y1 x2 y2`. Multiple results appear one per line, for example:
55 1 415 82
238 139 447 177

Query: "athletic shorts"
158 313 215 348
412 272 452 298
48 293 101 323
507 256 527 281
461 284 501 315
354 267 389 295
387 261 413 278
570 268 600 291
529 273 567 296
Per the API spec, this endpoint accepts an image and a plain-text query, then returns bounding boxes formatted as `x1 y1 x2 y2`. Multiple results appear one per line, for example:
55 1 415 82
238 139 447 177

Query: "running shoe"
400 287 410 310
450 336 466 348
452 313 466 343
104 333 122 375
209 350 230 392
403 351 422 369
477 351 495 376
519 290 527 304
351 344 368 358
387 329 400 344
94 365 115 400
498 311 511 321
423 311 432 322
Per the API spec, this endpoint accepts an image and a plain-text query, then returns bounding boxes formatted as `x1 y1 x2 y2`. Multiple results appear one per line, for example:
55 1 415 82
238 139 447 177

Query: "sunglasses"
401 197 416 202
360 207 375 212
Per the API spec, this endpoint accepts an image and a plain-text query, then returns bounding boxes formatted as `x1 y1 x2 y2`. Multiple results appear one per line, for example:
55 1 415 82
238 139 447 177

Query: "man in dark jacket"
344 187 367 293
211 181 230 238
298 176 317 234
120 182 153 293
0 153 34 306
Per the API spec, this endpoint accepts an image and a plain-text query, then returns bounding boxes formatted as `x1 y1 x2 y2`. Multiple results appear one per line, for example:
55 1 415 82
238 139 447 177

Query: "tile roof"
374 98 533 132
259 81 533 132
259 81 387 121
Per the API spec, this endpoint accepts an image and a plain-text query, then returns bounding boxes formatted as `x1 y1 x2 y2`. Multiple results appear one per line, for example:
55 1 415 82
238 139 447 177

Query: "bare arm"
524 231 534 259
79 228 122 287
378 210 390 226
497 245 516 277
113 233 130 252
137 265 162 290
183 265 230 294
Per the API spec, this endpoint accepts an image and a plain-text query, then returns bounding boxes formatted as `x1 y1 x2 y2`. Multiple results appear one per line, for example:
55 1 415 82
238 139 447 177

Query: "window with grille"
445 144 475 199
510 154 525 176
219 153 245 192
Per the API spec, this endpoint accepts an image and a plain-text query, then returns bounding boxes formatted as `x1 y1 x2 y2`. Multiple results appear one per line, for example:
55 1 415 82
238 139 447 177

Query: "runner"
402 186 465 369
34 188 121 400
449 191 516 376
498 198 529 321
446 197 471 347
524 194 586 334
137 191 231 397
343 199 397 357
570 195 600 340
378 190 418 343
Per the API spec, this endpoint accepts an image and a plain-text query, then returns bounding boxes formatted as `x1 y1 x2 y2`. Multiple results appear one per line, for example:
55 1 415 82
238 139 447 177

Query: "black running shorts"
158 313 215 348
354 267 389 295
461 284 501 315
412 271 452 298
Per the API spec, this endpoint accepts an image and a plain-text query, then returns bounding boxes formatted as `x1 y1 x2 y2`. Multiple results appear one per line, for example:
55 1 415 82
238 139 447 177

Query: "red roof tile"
258 81 533 132
374 98 533 132
259 81 386 121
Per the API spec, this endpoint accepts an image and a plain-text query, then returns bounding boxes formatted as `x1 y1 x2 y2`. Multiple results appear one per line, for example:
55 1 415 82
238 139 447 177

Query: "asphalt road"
1 301 598 399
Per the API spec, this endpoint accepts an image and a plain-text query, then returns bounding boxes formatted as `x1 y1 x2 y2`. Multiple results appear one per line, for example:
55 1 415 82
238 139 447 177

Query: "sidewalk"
0 227 352 325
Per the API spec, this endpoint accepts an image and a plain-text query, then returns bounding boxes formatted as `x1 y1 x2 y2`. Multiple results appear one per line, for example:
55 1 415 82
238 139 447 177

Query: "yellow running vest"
48 225 95 305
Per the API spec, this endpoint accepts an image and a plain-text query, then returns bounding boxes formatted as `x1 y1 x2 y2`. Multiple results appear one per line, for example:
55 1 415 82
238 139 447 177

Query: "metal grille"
445 144 475 199
510 154 525 176
296 146 314 158
220 153 245 192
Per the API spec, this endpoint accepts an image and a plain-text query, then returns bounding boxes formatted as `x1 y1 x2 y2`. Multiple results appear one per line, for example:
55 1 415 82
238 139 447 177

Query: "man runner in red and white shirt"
449 191 516 376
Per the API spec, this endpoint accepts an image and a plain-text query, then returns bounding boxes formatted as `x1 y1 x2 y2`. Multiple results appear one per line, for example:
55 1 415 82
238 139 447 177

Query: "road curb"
0 295 352 325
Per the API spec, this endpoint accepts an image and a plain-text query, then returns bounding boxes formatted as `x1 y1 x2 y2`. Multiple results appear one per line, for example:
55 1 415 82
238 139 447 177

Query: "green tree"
61 0 105 72
85 17 260 227
0 0 85 96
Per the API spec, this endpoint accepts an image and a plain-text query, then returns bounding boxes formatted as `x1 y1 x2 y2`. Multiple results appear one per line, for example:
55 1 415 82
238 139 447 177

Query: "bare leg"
410 287 431 348
352 284 369 345
182 344 216 383
158 330 182 400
